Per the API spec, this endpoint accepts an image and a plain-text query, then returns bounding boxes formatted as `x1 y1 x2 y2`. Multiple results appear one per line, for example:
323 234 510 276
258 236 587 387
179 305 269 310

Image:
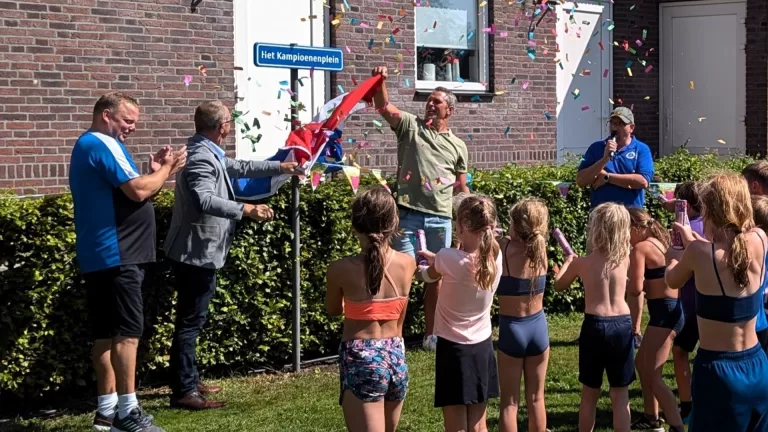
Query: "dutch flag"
232 75 382 200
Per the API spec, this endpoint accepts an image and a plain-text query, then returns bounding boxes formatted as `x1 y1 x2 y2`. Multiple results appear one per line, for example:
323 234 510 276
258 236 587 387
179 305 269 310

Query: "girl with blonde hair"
418 195 502 432
555 202 635 432
666 173 768 431
496 198 550 432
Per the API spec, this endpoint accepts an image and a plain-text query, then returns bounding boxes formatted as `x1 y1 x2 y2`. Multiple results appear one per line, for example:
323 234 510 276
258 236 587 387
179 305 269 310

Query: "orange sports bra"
344 252 408 321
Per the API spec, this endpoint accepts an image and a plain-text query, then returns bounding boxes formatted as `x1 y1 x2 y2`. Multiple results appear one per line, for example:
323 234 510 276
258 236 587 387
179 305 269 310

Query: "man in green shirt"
372 66 470 350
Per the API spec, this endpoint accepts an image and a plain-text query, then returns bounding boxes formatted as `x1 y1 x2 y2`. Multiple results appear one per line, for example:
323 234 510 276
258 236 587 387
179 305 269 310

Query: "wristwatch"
604 173 611 183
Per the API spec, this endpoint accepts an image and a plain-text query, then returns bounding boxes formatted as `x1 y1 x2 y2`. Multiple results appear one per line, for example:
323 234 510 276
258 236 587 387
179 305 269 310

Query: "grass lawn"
5 312 680 432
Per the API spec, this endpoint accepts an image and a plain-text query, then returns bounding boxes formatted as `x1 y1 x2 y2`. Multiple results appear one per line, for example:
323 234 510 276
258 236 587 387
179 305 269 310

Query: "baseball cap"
610 107 634 124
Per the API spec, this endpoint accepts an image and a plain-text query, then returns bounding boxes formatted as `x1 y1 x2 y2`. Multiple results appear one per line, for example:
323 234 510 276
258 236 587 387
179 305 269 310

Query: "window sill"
415 80 487 92
414 88 495 103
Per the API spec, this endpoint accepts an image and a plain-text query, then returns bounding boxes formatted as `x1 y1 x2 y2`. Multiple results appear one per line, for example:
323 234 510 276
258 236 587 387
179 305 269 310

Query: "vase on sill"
452 61 461 82
438 64 452 82
422 63 436 81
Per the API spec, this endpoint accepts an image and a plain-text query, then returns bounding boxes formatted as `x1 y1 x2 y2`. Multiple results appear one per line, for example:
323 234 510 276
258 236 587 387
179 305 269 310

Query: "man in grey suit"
164 100 299 410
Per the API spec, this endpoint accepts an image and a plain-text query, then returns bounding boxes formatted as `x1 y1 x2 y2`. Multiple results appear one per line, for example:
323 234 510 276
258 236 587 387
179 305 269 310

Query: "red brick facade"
331 0 557 171
0 0 235 195
612 0 767 157
1 1 765 195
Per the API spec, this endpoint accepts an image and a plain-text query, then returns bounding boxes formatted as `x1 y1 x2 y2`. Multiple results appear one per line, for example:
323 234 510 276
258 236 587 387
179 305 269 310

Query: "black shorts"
434 336 499 407
579 314 636 389
83 264 147 340
673 313 699 353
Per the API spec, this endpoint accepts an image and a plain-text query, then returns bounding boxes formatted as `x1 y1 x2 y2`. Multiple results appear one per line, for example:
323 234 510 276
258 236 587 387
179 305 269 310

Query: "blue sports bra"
498 240 546 297
696 232 765 323
643 240 666 280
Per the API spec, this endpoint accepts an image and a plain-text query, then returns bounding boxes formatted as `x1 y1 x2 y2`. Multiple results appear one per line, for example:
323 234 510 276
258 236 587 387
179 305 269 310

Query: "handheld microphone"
608 132 617 160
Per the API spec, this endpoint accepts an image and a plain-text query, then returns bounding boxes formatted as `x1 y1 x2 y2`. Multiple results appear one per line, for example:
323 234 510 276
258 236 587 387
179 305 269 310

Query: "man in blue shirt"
576 107 655 208
69 93 186 432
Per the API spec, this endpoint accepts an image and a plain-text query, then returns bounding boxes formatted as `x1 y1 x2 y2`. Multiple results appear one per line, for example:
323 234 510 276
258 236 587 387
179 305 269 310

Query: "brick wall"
612 0 767 157
330 0 557 171
0 0 236 195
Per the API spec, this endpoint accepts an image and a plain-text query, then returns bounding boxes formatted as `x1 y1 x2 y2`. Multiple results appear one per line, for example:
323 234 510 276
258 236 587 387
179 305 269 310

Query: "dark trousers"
169 261 217 397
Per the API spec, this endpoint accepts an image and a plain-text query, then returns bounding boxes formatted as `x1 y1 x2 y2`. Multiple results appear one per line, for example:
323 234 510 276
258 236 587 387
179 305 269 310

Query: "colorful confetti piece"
603 68 609 78
689 81 695 90
581 105 590 111
184 75 192 87
645 65 654 73
717 139 726 144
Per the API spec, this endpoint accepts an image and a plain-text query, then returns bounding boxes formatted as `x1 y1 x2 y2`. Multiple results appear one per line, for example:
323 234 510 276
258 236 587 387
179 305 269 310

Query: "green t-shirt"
392 112 468 218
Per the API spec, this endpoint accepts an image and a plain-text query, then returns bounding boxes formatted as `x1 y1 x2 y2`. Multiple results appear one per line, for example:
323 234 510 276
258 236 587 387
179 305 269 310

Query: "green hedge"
0 149 756 399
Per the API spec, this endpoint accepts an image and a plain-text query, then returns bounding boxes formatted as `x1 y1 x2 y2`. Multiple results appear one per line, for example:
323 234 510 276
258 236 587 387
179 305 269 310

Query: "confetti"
607 23 614 31
504 126 511 136
467 134 473 141
467 31 474 40
544 112 552 120
608 98 615 105
630 4 635 10
372 120 383 128
405 78 410 87
511 77 516 84
360 22 369 28
717 139 726 144
184 75 192 87
627 68 633 77
494 90 504 95
644 96 651 100
581 105 590 111
624 60 633 68
197 65 207 76
471 95 481 102
253 118 260 129
581 69 592 76
424 179 432 191
345 46 351 53
404 171 411 181
635 40 643 47
572 88 580 97
603 68 609 78
337 84 344 93
479 0 487 6
262 111 272 116
642 29 647 39
598 41 604 51
645 65 654 73
698 117 707 122
279 80 289 86
377 21 383 29
689 81 695 90
522 81 530 90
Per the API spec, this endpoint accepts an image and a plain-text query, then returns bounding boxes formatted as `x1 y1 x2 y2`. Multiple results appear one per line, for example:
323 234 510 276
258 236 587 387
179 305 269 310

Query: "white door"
660 0 746 155
233 0 327 160
556 1 613 163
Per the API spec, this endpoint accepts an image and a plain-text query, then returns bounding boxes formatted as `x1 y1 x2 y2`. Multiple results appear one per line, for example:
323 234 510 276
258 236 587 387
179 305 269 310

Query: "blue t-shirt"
69 131 156 273
578 136 655 208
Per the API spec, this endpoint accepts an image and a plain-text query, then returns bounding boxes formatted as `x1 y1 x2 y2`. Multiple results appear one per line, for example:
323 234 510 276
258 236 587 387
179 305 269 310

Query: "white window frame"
414 1 490 93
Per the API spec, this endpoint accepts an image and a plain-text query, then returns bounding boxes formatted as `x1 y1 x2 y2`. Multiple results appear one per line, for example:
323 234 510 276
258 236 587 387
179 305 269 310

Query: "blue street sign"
254 43 344 72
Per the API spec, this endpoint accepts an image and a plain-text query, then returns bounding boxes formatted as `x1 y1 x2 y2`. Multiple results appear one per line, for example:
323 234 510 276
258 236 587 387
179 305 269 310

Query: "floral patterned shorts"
338 337 409 404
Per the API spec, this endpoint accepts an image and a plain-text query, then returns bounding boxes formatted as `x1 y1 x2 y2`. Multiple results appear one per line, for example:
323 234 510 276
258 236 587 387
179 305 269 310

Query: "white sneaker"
422 334 438 351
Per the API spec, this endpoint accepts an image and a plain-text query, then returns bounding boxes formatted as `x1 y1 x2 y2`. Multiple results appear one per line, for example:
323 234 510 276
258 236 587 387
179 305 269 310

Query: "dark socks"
680 401 692 419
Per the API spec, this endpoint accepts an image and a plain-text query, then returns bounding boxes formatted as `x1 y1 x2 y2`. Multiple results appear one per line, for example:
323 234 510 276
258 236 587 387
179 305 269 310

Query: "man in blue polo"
70 92 186 432
575 107 654 208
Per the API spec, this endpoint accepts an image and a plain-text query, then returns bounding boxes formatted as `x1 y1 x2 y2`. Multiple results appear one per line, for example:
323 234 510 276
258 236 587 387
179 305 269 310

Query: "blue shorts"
498 310 550 358
338 337 409 404
390 207 452 258
690 344 768 431
579 314 636 389
647 297 685 333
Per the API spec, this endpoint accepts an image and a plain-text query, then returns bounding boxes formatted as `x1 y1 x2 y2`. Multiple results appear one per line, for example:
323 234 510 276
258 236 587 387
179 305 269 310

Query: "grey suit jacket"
164 134 282 269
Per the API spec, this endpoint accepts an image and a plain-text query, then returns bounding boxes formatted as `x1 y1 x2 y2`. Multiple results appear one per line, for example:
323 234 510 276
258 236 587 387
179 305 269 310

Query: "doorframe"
658 0 746 156
555 0 613 163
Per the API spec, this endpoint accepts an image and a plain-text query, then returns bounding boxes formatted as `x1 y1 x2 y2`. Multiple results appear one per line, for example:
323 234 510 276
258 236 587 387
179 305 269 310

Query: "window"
415 0 490 92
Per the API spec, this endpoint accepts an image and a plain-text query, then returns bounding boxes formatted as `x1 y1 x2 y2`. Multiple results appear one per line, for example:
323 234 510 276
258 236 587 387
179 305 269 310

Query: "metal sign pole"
290 67 301 373
253 42 343 373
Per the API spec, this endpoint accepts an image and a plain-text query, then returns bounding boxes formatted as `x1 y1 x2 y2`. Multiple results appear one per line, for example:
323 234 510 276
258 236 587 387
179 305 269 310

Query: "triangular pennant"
311 172 322 191
342 166 361 194
370 169 390 192
556 181 571 198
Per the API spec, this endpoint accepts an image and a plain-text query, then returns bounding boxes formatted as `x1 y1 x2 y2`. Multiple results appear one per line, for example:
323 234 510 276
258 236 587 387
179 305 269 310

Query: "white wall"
233 0 327 160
